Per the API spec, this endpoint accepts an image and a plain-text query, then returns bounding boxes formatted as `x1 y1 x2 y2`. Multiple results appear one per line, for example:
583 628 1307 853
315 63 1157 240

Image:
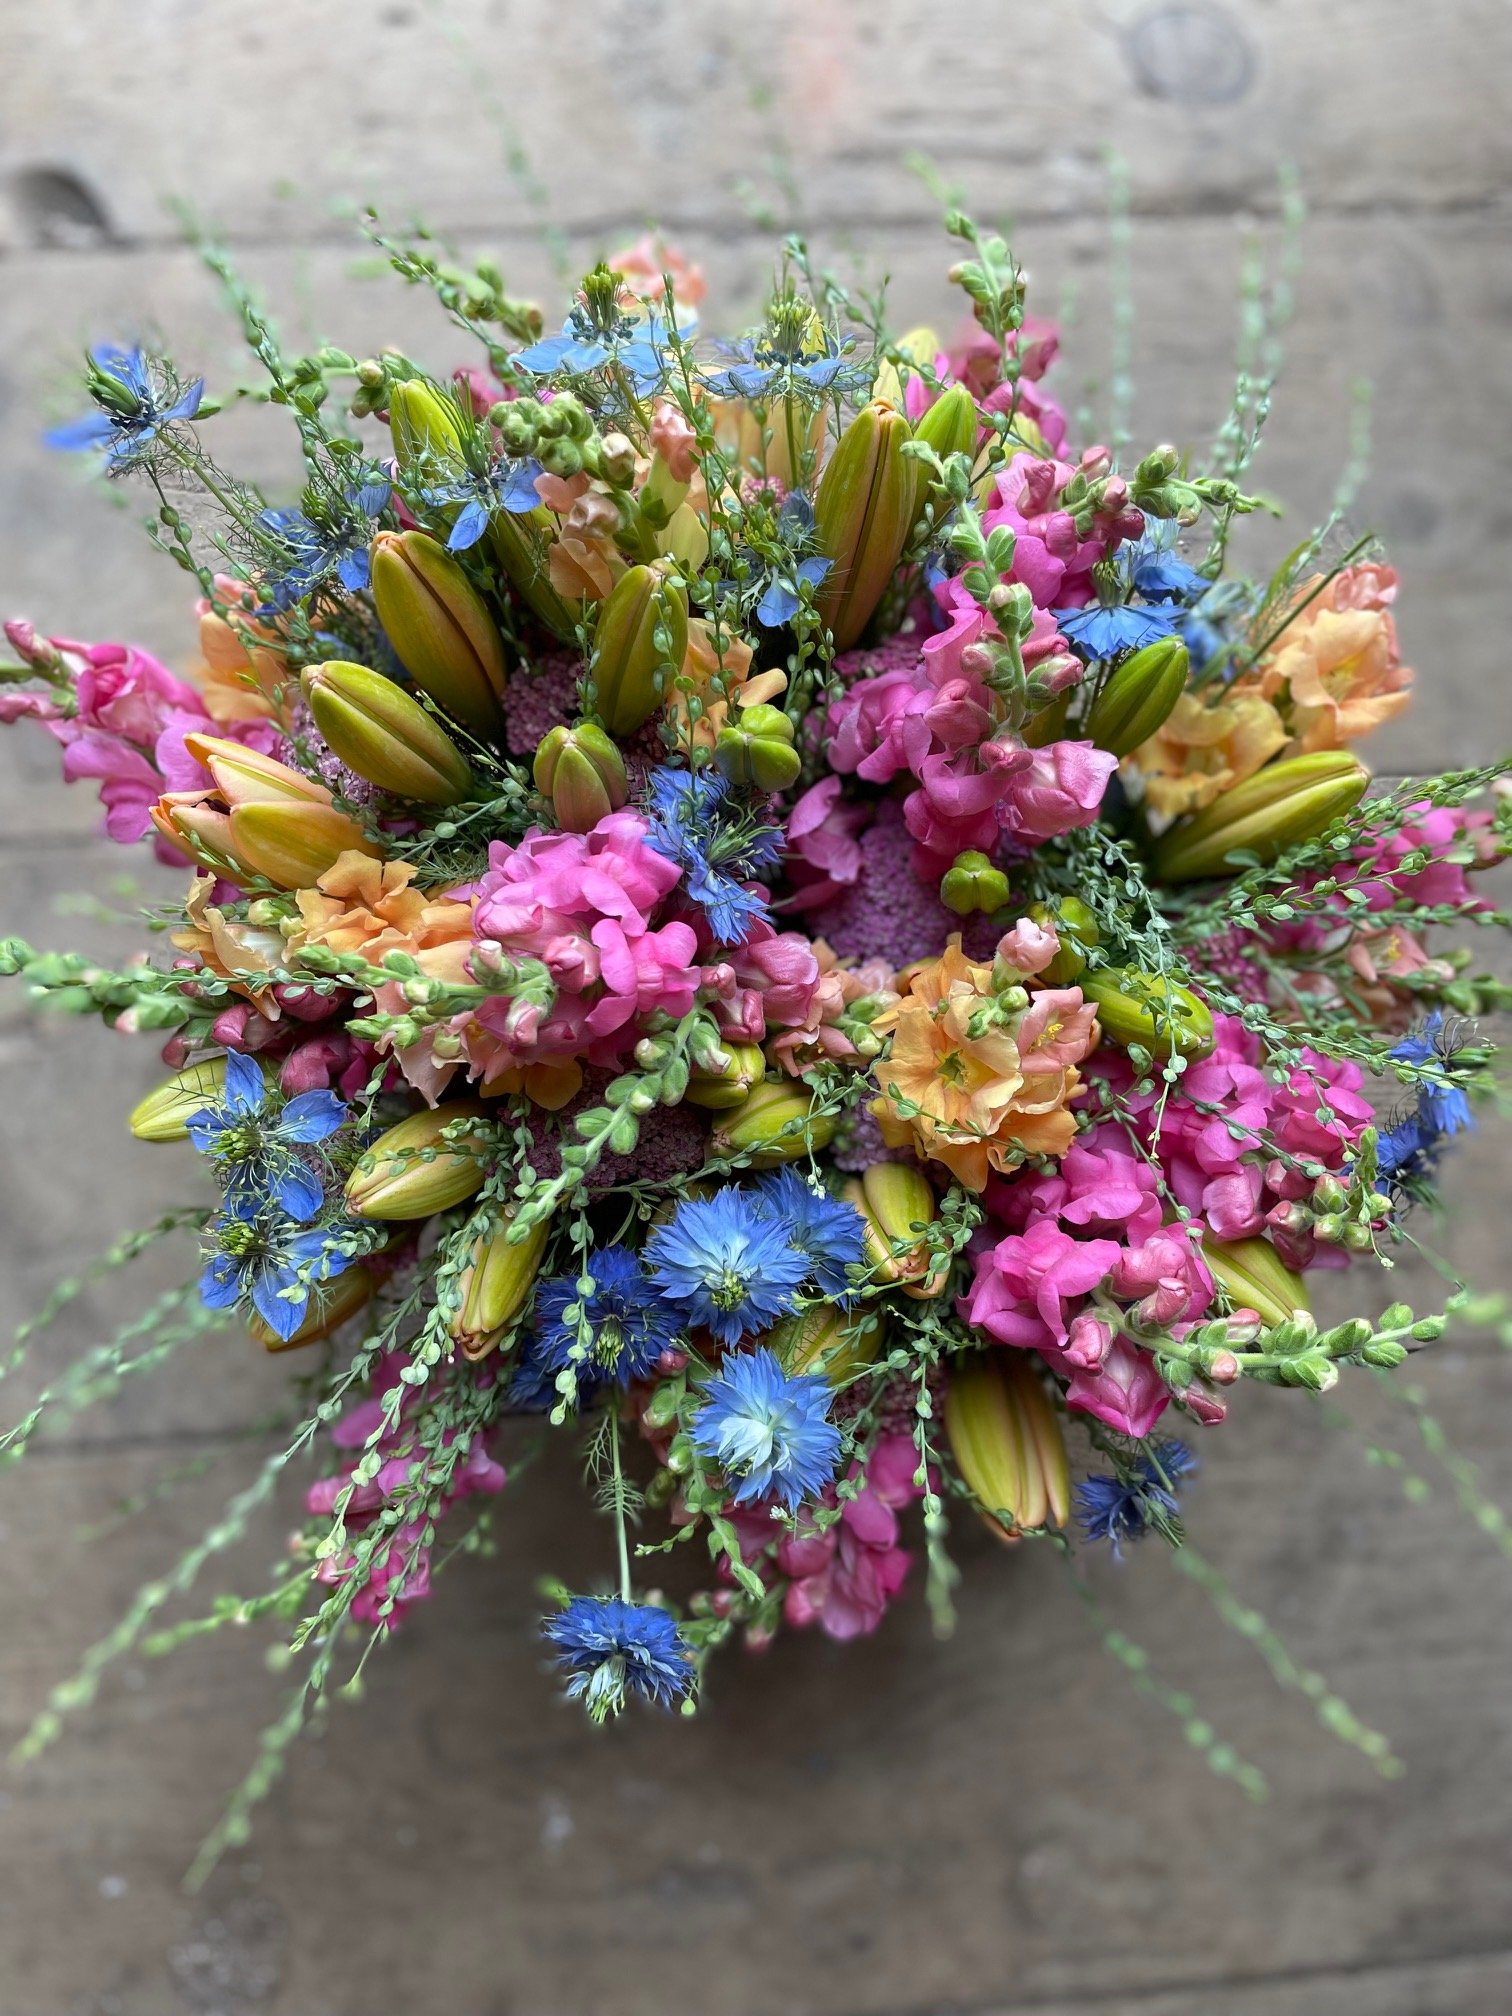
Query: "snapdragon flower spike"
185 1050 346 1222
528 1244 684 1396
542 1596 694 1721
1074 1440 1197 1557
642 766 783 946
690 1345 842 1510
255 474 391 611
198 1199 359 1342
752 1168 866 1298
46 345 205 471
644 1191 808 1346
417 456 543 552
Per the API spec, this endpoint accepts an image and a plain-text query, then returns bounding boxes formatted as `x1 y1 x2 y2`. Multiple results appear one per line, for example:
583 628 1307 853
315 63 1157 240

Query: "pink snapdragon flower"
996 739 1117 845
781 777 870 912
963 1221 1124 1352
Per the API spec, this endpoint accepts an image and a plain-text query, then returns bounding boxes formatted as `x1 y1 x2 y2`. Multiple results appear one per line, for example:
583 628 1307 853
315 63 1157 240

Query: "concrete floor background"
1 4 1511 2012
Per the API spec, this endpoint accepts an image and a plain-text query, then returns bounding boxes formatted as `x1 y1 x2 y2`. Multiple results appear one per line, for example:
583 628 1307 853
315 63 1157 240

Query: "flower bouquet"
4 214 1508 1859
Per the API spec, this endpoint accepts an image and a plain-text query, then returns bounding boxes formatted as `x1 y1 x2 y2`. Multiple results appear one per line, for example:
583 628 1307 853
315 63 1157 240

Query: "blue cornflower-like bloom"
1054 601 1179 660
530 1244 684 1393
46 345 205 471
644 1192 808 1346
1389 1013 1475 1140
416 456 543 552
186 1051 346 1221
642 766 783 946
1075 1439 1197 1556
689 1346 842 1510
514 310 674 396
542 1596 694 1721
198 1201 359 1342
1131 545 1208 606
752 1168 866 1298
256 474 391 611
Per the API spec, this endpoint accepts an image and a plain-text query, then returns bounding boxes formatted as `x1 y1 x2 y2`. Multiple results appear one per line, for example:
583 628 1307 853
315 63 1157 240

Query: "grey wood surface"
1 5 1510 2012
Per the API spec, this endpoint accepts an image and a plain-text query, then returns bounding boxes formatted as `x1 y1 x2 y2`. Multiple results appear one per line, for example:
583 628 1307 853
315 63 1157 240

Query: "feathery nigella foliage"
1 201 1508 1872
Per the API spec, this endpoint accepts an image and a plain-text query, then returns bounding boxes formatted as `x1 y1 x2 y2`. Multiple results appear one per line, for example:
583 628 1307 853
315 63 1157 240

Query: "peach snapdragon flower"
1129 688 1288 823
194 576 292 726
1246 563 1413 753
667 618 787 756
536 472 622 602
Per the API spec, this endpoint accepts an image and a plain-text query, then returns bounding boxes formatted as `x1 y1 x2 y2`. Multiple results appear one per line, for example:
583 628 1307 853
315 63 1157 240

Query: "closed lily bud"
907 380 978 526
1081 967 1215 1062
710 1080 837 1166
770 1303 887 1386
590 562 689 737
871 324 941 410
451 1209 552 1360
712 702 801 792
684 1040 767 1110
182 733 328 808
940 850 1010 918
129 1058 227 1141
533 722 628 831
249 1265 376 1352
814 400 915 652
302 662 473 804
1085 636 1189 757
150 796 257 881
230 800 381 890
345 1101 492 1220
487 508 581 641
388 378 467 469
1205 1237 1311 1328
844 1164 948 1300
1027 896 1099 984
1153 752 1370 883
371 529 507 739
945 1353 1070 1539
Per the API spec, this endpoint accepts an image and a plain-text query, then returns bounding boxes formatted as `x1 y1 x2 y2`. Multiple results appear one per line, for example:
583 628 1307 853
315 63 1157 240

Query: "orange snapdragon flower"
1129 688 1288 823
194 576 292 726
536 472 622 602
1246 563 1413 753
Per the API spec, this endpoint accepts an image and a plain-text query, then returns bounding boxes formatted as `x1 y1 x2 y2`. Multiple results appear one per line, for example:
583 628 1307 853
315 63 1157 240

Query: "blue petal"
499 457 544 512
336 546 372 593
184 1108 228 1152
756 580 800 628
269 1161 326 1223
349 476 392 519
277 1089 347 1144
222 1050 266 1115
44 412 116 452
198 1256 244 1309
446 496 490 552
249 1263 307 1340
163 379 206 425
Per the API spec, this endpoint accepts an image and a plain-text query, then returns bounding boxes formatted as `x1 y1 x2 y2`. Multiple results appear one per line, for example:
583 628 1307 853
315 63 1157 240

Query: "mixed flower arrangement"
4 213 1509 1861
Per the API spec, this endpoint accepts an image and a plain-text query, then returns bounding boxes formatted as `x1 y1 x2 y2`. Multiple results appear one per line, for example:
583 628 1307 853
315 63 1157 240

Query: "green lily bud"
1153 752 1370 883
302 662 473 804
346 1101 492 1220
388 379 468 469
907 380 978 526
771 1303 886 1385
684 1041 767 1110
814 401 915 652
229 801 381 890
945 1353 1070 1539
712 702 801 792
844 1164 948 1300
532 723 628 831
1206 1237 1311 1328
1027 896 1100 984
129 1058 228 1142
589 562 689 738
710 1080 837 1166
371 530 507 739
1085 636 1189 757
486 509 581 642
450 1209 552 1359
1081 967 1215 1061
940 850 1009 917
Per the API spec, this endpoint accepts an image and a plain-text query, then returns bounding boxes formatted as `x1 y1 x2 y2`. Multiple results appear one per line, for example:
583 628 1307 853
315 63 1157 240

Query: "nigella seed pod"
1085 636 1189 758
532 722 628 832
302 662 473 804
1205 1237 1311 1329
813 400 915 652
683 1041 767 1111
709 1081 837 1166
940 850 1010 918
1081 967 1215 1062
1152 752 1370 883
712 702 801 792
945 1353 1070 1539
345 1102 492 1220
450 1209 552 1360
589 561 689 737
370 530 508 739
844 1164 948 1300
128 1058 227 1142
249 1265 376 1352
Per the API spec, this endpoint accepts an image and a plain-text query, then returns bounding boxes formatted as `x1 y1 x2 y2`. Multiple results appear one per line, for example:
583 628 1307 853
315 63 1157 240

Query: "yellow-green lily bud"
302 661 473 804
940 850 1009 917
229 801 382 890
371 529 507 740
451 1209 552 1359
1153 752 1370 883
533 722 628 832
907 380 978 526
250 1265 375 1352
128 1059 228 1142
1205 1237 1311 1328
346 1101 492 1220
712 702 801 792
1027 896 1100 984
388 379 468 469
1082 967 1215 1061
486 508 581 642
771 1303 886 1386
710 1080 837 1166
589 562 688 738
844 1164 948 1300
684 1041 767 1110
945 1353 1070 1538
1085 636 1189 758
872 324 941 410
814 400 915 652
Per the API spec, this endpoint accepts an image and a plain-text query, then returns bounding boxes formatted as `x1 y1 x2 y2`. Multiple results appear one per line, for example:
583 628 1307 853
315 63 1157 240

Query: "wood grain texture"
0 4 1509 2013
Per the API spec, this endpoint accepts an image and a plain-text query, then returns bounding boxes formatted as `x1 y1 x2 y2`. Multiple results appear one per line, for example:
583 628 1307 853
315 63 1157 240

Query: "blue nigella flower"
46 345 205 471
689 1345 842 1510
752 1168 866 1298
642 766 783 947
1054 601 1179 661
415 456 543 552
185 1050 346 1222
756 555 830 629
1174 606 1229 674
1389 1013 1475 1140
256 474 391 612
701 332 865 401
513 310 674 397
529 1244 684 1395
1131 543 1209 606
198 1201 358 1342
542 1595 694 1722
1075 1439 1197 1557
644 1191 808 1346
1375 1111 1431 1183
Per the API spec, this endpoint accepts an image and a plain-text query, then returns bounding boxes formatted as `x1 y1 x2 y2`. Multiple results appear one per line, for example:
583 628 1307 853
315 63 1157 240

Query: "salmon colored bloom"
289 853 474 979
194 576 291 726
536 472 622 602
607 233 707 309
667 618 786 756
1129 688 1288 823
1247 563 1413 753
171 873 286 1000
